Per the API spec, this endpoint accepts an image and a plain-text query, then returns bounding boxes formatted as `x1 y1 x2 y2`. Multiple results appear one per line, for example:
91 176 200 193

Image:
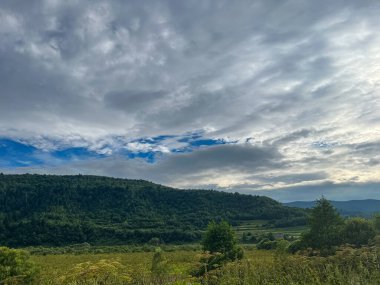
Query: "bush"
287 240 303 254
59 259 132 284
256 239 277 250
275 239 290 254
151 248 170 277
202 221 238 254
0 246 38 284
343 217 376 247
194 221 243 276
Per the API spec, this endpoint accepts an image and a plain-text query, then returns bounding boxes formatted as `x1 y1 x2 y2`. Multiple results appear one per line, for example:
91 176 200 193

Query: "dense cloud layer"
0 0 379 200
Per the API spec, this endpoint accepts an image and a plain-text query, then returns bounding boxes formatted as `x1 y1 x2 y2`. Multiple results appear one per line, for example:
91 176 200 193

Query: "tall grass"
30 246 380 285
206 246 380 285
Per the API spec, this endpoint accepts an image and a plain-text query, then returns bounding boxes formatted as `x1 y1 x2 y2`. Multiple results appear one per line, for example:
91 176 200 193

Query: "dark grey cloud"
155 143 283 175
105 90 166 112
259 172 328 184
131 143 280 181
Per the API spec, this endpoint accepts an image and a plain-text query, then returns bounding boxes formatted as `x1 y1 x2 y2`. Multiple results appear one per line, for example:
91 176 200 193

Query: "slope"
0 174 306 246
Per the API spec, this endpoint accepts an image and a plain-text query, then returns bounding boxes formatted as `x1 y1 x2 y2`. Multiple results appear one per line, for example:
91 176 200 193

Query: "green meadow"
28 245 380 285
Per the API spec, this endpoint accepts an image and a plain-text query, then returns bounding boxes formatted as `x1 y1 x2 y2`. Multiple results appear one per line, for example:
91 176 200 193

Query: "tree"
0 247 38 284
343 217 376 247
202 220 238 254
301 198 344 250
195 221 243 276
373 213 380 232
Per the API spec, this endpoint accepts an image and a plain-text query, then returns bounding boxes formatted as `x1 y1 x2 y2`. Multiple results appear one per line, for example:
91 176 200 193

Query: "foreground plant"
59 259 132 285
0 246 38 285
193 221 243 277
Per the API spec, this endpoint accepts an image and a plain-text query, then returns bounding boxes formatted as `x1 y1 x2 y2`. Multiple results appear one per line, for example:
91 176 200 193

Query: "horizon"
0 0 379 201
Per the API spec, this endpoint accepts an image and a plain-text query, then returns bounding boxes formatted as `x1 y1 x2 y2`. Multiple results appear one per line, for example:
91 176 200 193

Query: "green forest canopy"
0 174 306 246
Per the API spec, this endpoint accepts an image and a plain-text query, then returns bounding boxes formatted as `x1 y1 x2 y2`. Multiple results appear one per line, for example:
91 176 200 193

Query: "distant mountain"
285 199 380 216
0 174 306 246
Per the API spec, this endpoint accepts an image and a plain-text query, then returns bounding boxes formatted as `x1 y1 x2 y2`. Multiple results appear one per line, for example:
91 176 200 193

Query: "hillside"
0 174 306 246
285 199 380 216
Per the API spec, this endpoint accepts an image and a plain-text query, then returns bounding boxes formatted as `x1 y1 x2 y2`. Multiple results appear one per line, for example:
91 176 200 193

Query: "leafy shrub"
202 221 238 254
274 239 290 254
59 259 132 284
343 217 376 247
287 240 304 254
0 246 38 285
151 248 170 277
194 221 243 276
256 239 277 250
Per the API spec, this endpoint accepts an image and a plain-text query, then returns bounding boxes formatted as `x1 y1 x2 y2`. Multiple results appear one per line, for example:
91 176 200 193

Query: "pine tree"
301 197 344 250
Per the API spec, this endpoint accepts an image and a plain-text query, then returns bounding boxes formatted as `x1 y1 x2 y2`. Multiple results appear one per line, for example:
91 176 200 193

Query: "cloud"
105 90 167 112
0 0 380 200
1 142 281 182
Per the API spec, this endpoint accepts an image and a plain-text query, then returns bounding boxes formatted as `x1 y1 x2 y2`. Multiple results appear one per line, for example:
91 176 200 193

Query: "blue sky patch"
0 138 43 167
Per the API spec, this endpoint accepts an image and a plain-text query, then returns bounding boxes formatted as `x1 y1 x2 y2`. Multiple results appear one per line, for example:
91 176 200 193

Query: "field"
31 249 197 284
234 220 308 239
23 221 379 284
29 244 380 285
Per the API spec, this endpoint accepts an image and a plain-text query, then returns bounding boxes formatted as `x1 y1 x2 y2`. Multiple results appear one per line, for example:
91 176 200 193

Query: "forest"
0 174 306 246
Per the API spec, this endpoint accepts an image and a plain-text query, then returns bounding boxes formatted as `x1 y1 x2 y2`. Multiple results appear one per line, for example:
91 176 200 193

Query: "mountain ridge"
284 199 380 216
0 174 306 246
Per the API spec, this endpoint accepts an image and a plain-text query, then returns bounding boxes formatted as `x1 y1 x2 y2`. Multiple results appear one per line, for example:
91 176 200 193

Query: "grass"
31 250 197 284
29 245 380 285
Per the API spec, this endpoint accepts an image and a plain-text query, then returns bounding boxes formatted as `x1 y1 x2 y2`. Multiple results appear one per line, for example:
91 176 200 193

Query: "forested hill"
0 174 306 246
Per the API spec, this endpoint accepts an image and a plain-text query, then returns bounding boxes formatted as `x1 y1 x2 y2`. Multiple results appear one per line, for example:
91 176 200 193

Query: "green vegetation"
373 213 380 232
0 247 38 284
235 219 307 244
0 205 379 284
298 198 378 253
23 243 201 255
60 259 132 285
300 197 344 250
194 221 243 276
212 246 380 285
0 174 306 246
202 221 240 255
342 217 376 247
5 246 373 284
1 175 379 284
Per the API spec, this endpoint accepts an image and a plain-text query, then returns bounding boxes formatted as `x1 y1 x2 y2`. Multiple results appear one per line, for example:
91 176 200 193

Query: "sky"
0 0 379 202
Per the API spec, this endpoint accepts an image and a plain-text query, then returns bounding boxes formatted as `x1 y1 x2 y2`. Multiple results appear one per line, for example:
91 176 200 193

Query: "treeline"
0 174 306 246
252 198 380 254
294 198 379 253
